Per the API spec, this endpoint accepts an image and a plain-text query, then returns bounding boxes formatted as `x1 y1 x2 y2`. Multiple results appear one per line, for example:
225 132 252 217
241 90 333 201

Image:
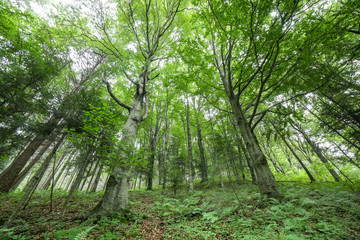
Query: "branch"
196 74 225 92
102 68 131 111
121 66 137 85
199 93 233 114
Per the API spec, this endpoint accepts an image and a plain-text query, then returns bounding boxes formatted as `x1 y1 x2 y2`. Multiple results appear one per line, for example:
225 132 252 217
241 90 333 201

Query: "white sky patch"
270 11 278 18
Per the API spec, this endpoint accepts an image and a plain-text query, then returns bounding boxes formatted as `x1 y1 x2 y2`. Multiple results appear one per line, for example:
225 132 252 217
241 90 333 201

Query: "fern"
74 226 96 240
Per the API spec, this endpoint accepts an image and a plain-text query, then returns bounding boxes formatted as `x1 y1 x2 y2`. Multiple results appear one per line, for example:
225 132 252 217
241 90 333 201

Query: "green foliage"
0 182 359 239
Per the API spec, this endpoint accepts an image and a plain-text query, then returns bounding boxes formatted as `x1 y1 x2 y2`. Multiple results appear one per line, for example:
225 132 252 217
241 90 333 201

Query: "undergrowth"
0 182 359 239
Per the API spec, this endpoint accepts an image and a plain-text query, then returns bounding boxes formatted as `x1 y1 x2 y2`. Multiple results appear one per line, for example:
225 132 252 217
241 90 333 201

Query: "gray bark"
185 96 194 191
233 121 257 184
195 106 208 183
231 99 280 198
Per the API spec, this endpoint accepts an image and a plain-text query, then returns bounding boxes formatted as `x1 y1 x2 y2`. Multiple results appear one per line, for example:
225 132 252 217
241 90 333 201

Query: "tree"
64 0 184 216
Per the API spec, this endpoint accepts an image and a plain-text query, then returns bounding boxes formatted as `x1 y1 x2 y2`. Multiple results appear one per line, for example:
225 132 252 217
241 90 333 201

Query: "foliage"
0 182 359 239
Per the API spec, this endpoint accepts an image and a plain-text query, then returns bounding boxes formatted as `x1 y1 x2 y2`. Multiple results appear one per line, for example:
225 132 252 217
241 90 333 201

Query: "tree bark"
0 127 51 193
293 124 342 182
90 161 104 193
9 139 54 192
195 115 208 183
230 99 280 198
273 124 316 183
90 85 146 216
232 121 257 184
185 96 194 191
5 134 65 226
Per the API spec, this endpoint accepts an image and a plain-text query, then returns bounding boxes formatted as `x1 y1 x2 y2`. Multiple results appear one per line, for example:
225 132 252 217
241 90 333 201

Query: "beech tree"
58 0 183 216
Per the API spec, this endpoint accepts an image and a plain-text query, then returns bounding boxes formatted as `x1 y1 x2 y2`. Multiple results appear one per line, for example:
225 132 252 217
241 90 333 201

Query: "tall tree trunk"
9 139 54 192
146 143 156 190
185 97 194 191
90 162 104 193
146 104 162 190
87 157 101 192
293 124 342 182
196 115 208 183
80 159 95 191
273 124 316 183
90 87 146 216
0 116 59 193
61 149 93 216
53 161 68 188
41 151 68 190
5 134 65 226
209 114 224 188
230 99 280 198
232 121 257 184
162 102 170 195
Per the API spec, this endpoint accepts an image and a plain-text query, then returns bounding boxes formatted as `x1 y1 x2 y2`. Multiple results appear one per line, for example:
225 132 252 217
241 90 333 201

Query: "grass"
0 181 359 239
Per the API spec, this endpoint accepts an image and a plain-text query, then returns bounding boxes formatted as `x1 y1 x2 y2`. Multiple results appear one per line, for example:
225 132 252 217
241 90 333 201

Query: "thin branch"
199 93 233 114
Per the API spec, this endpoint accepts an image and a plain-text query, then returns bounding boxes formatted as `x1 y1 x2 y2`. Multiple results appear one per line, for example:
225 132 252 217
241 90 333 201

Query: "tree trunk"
9 139 54 192
80 158 95 191
209 114 224 188
230 100 280 198
0 115 62 193
61 150 93 216
232 121 257 184
185 97 194 191
146 144 156 190
89 88 145 216
196 115 208 183
274 125 316 183
90 161 104 193
87 157 101 192
162 104 170 195
0 135 45 193
5 134 65 226
41 151 68 190
294 124 342 182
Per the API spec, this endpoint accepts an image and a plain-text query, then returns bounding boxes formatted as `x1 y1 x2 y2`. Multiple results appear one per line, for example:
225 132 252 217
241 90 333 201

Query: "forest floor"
0 181 360 239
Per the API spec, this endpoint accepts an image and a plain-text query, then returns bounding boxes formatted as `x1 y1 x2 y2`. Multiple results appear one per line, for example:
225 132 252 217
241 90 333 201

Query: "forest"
0 0 360 239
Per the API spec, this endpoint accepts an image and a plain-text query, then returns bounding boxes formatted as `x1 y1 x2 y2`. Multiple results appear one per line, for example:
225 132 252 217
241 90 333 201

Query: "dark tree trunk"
196 116 208 183
231 100 280 198
61 150 93 216
0 135 45 193
274 125 316 183
5 134 65 225
293 124 342 182
9 139 54 192
233 121 257 184
185 97 194 190
90 161 104 193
